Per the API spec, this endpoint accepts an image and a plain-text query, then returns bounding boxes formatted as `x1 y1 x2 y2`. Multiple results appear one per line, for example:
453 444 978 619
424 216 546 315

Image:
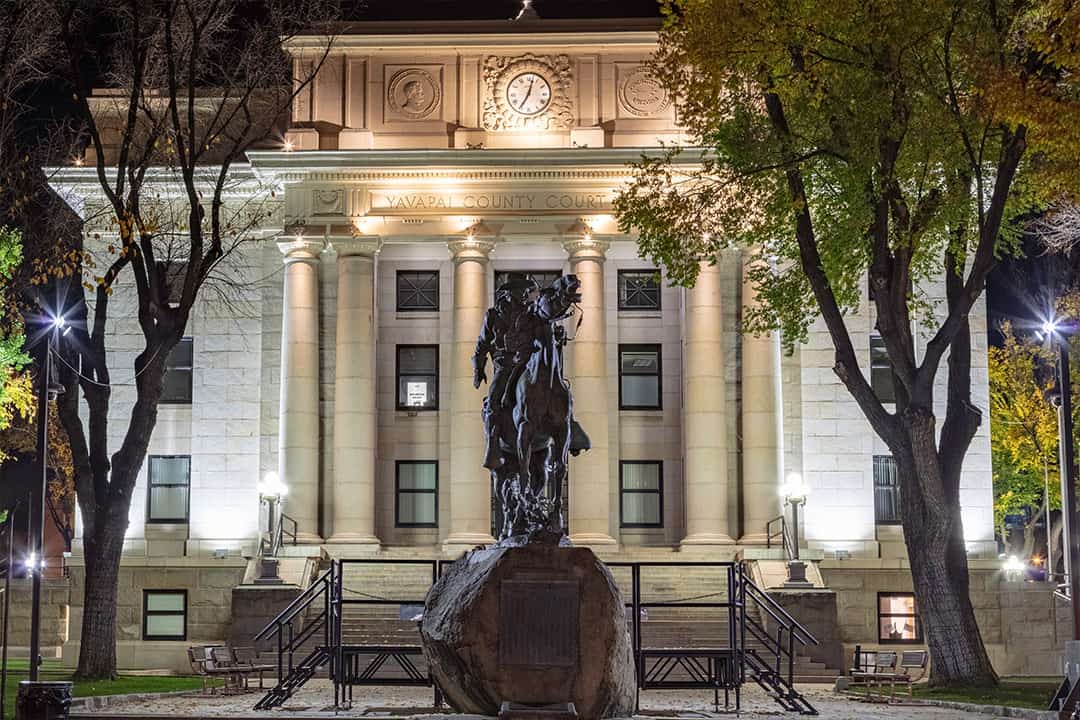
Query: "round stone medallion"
619 68 671 117
388 69 441 120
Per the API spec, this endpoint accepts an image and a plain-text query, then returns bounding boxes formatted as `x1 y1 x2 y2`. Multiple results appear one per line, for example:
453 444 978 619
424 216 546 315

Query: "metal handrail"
741 571 818 646
765 515 794 560
254 565 334 642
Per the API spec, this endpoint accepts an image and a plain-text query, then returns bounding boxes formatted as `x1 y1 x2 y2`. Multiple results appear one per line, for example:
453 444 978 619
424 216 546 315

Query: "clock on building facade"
483 54 574 130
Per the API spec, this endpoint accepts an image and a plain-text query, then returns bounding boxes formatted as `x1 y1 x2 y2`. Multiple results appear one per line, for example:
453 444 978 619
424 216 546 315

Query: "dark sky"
349 0 662 20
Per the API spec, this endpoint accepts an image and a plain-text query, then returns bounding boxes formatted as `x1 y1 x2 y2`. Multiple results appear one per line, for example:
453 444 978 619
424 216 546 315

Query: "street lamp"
780 473 812 587
254 473 287 585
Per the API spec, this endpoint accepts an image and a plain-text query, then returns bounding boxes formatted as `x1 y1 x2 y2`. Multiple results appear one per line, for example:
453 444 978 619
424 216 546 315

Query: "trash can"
16 680 72 720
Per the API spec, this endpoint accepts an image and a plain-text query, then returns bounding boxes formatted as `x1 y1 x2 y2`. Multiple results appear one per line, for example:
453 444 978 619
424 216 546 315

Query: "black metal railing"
254 557 818 714
259 512 299 559
766 515 794 560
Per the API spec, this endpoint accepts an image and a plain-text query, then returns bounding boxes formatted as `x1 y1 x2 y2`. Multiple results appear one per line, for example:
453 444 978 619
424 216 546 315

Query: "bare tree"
47 0 336 679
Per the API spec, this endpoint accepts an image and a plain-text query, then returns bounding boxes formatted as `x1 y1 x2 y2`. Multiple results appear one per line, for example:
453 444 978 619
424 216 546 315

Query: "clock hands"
517 76 535 111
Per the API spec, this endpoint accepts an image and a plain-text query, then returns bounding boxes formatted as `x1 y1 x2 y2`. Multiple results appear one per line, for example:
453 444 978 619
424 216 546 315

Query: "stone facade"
44 17 1008 673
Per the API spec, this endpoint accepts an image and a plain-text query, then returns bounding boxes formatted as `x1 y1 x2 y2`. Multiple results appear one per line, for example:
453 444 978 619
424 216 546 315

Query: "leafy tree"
988 322 1059 561
44 0 336 679
615 0 1080 686
0 226 32 461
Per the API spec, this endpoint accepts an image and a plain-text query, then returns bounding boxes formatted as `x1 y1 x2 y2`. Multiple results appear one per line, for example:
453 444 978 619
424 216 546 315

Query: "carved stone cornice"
330 234 383 258
277 237 326 263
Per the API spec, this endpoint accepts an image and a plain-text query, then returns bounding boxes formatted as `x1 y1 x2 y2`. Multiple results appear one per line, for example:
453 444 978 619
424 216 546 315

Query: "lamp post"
255 473 287 585
780 473 812 587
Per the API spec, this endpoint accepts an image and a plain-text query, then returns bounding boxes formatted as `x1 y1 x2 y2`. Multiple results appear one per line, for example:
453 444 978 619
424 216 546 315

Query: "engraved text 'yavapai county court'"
368 189 613 214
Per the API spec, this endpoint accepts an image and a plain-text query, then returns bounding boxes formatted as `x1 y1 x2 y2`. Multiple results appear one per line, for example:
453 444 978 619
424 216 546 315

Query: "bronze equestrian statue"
473 275 590 541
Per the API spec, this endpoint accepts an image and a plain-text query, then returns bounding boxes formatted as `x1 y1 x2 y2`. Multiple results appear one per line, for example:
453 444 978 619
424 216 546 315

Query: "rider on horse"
473 277 538 471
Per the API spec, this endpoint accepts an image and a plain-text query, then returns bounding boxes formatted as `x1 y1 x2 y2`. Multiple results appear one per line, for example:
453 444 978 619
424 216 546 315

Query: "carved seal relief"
386 67 442 121
617 66 671 118
482 54 574 131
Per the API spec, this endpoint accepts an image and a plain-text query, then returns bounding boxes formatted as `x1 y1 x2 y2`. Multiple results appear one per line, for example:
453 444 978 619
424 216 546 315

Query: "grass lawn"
912 679 1060 710
0 660 211 717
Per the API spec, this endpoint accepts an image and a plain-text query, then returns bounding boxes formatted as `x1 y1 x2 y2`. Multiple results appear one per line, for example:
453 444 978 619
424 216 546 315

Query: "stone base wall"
64 560 247 673
0 577 70 651
821 561 1071 677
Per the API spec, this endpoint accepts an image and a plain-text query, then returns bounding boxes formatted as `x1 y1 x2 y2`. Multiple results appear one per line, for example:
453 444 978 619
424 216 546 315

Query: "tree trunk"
74 516 125 679
897 429 997 686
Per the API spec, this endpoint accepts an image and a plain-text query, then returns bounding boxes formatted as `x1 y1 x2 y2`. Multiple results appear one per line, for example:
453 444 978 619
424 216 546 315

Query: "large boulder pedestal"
420 543 635 720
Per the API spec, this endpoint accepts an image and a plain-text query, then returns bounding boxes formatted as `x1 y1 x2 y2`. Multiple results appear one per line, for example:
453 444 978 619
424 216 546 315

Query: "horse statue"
473 274 590 541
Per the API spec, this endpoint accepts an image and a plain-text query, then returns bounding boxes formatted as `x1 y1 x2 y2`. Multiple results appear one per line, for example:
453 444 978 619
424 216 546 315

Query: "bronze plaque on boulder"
499 579 580 667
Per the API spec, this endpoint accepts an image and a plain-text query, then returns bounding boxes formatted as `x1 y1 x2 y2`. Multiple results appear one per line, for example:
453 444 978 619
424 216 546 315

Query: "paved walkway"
71 683 1021 718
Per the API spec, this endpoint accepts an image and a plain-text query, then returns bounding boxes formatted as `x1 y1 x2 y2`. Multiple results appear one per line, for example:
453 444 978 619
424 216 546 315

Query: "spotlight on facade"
780 472 809 504
1043 318 1061 336
1003 555 1026 580
256 471 287 500
283 139 295 152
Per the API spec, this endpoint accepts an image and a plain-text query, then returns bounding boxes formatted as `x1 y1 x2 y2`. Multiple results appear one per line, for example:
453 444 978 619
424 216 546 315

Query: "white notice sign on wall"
406 382 428 406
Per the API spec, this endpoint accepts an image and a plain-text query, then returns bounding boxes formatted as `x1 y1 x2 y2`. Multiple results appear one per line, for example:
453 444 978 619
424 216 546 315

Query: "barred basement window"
877 592 922 644
619 345 662 410
620 461 663 527
162 338 193 404
870 334 895 403
873 455 901 525
396 345 439 410
397 270 440 311
396 461 438 528
147 455 191 523
143 590 187 641
618 270 661 311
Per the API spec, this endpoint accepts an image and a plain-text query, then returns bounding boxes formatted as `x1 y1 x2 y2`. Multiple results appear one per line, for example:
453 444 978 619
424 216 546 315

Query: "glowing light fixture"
256 471 288 500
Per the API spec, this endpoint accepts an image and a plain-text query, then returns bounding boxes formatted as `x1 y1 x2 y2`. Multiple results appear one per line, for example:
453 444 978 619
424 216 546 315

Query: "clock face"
506 72 552 116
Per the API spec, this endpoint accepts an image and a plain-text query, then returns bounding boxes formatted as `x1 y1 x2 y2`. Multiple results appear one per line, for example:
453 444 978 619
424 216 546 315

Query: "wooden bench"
850 649 928 700
850 650 896 700
187 646 236 694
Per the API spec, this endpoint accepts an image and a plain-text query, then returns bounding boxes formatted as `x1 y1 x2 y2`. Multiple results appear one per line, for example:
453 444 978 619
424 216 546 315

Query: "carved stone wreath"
482 54 574 131
618 67 671 118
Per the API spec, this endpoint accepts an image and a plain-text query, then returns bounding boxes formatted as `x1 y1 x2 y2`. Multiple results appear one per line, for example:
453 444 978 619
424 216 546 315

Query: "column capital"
447 236 497 263
330 234 382 258
562 235 611 260
277 237 326 263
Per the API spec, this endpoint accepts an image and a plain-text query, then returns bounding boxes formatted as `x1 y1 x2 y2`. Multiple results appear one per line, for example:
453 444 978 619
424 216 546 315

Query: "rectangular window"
618 270 662 311
494 270 562 298
162 338 193 404
396 461 438 528
620 461 663 528
870 334 895 403
396 345 439 411
877 592 922 644
396 270 440 311
619 344 662 410
147 455 191 523
143 590 187 640
874 455 901 525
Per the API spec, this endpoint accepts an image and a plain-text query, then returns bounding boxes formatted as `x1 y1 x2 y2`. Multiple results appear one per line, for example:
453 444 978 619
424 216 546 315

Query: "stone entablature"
283 25 684 151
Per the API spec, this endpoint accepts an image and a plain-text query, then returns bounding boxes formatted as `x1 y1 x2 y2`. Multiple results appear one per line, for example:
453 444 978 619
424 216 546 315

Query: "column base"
325 533 381 551
737 532 772 545
442 533 496 557
681 533 736 546
568 532 618 549
291 531 325 546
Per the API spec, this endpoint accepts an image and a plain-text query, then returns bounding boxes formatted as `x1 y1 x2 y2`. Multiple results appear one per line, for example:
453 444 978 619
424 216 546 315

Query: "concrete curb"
70 688 206 710
909 698 1058 719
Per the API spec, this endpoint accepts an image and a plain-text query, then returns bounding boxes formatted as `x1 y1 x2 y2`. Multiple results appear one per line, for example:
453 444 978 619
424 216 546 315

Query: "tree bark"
74 519 124 679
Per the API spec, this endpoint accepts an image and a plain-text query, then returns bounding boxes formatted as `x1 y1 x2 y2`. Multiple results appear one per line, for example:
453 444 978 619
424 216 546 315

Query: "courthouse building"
45 9 1060 679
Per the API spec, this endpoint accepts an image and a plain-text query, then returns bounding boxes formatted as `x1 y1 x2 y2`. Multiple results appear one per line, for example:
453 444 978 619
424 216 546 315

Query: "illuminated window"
620 461 663 528
870 334 895 403
877 593 922 644
874 455 901 525
396 345 439 411
396 461 438 528
143 590 187 641
147 455 190 523
162 338 193 404
619 345 662 410
618 270 661 311
397 270 440 311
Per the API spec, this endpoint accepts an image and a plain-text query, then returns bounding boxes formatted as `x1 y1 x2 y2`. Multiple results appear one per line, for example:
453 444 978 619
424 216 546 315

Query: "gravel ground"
73 682 1009 718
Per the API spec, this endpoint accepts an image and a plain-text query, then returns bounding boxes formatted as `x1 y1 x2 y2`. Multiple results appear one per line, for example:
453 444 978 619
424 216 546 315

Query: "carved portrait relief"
617 65 671 118
386 67 442 121
482 54 574 131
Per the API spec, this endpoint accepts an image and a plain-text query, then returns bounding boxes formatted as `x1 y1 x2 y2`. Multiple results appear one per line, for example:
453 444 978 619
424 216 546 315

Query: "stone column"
681 259 735 546
443 235 498 553
739 253 784 544
328 235 382 546
277 237 325 544
564 236 617 547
